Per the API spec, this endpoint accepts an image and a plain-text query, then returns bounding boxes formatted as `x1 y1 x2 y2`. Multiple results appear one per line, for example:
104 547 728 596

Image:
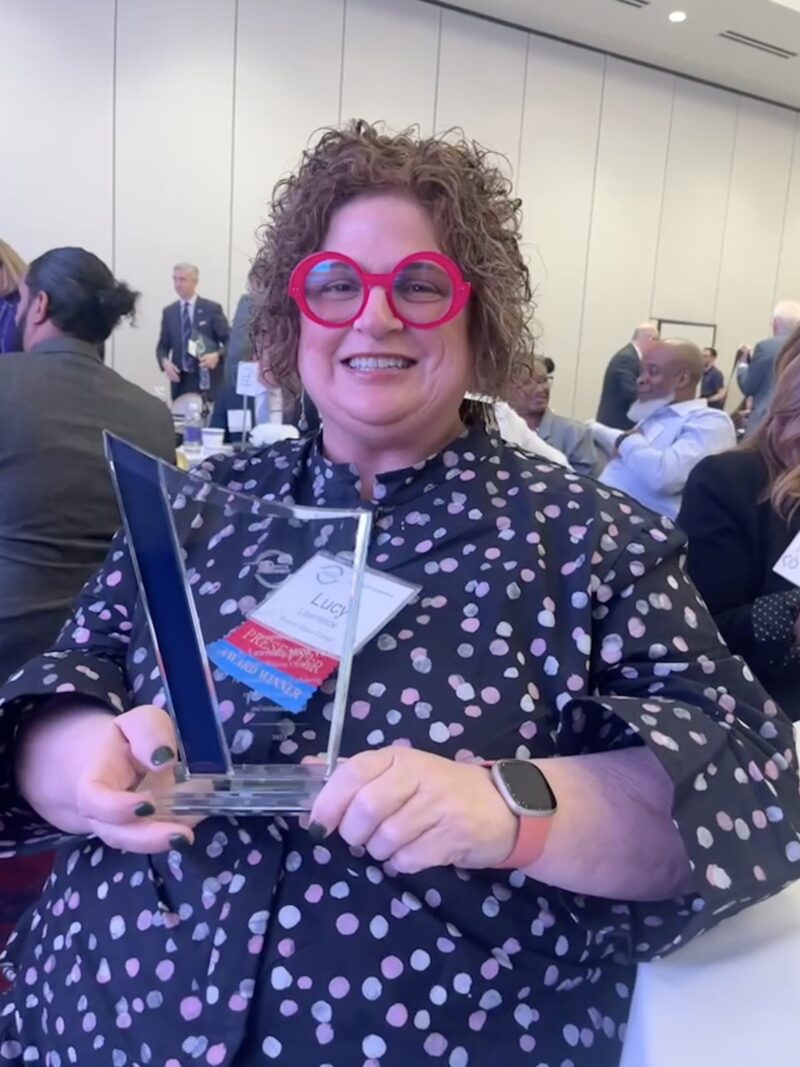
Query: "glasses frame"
288 250 472 330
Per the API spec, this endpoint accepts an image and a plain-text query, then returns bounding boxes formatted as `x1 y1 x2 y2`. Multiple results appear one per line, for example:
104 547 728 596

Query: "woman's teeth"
345 356 413 370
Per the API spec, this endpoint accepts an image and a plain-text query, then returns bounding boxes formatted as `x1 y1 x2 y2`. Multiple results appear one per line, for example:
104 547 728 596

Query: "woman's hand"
308 747 518 874
17 703 198 854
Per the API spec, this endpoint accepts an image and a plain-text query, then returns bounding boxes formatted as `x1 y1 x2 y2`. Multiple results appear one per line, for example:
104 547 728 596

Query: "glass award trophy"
189 328 213 394
104 433 388 816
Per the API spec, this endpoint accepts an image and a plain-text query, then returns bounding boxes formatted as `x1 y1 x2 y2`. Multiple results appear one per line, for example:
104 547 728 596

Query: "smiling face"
296 193 473 467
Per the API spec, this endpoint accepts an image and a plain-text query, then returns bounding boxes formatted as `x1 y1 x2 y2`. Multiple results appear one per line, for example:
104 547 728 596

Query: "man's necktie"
181 302 193 370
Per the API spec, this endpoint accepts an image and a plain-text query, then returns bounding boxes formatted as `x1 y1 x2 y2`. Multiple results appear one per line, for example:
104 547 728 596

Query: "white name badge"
187 339 199 358
773 530 800 588
249 552 419 659
236 361 269 397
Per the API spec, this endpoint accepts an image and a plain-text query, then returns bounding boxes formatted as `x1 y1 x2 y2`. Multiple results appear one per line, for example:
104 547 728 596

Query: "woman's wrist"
16 700 116 834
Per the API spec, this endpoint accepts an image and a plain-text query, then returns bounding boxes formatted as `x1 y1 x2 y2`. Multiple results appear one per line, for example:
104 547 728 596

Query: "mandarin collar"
303 421 498 509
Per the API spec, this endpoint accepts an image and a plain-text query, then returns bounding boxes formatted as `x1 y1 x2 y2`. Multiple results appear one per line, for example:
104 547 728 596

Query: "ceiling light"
669 10 688 22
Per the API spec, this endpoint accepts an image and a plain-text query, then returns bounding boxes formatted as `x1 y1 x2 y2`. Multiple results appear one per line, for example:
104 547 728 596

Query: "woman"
0 123 797 1066
513 355 599 475
679 325 800 719
0 239 26 353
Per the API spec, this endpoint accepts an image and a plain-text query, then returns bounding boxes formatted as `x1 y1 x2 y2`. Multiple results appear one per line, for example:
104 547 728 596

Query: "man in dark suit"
736 300 800 438
0 246 176 682
156 262 229 401
596 322 660 431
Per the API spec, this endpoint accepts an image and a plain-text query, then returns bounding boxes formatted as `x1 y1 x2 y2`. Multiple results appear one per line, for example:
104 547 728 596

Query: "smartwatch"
489 759 557 870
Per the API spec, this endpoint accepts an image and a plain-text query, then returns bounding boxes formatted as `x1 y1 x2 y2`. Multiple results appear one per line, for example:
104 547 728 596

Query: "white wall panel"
651 81 738 327
1 0 114 264
114 0 236 393
341 0 439 135
434 8 527 177
6 0 800 421
774 114 800 310
715 99 796 400
518 38 604 416
229 0 345 303
575 59 674 421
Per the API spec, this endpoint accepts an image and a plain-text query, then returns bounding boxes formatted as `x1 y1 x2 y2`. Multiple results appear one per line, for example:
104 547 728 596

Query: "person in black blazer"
679 328 800 719
1 246 176 683
156 262 229 401
596 322 660 431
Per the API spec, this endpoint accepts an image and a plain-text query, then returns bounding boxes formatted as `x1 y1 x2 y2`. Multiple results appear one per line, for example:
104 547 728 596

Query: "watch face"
497 760 556 813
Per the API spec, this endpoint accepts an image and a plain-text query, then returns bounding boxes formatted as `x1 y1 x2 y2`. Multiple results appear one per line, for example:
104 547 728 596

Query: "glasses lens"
392 259 455 325
303 258 363 324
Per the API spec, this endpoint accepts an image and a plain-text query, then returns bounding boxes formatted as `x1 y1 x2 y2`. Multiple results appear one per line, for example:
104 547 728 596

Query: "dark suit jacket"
596 343 640 430
225 294 253 388
0 338 176 682
736 335 784 438
678 448 800 719
156 296 229 400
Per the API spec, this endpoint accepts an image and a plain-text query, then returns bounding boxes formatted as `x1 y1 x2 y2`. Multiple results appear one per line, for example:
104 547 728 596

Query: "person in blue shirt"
701 347 726 409
591 339 735 519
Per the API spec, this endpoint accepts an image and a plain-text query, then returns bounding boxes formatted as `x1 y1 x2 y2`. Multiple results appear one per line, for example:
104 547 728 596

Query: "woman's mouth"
343 356 415 371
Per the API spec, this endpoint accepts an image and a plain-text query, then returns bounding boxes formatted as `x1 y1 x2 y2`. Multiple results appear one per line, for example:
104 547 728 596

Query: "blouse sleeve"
0 530 138 854
556 502 800 962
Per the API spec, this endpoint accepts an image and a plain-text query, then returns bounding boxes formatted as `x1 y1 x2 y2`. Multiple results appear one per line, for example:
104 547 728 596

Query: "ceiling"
431 0 800 110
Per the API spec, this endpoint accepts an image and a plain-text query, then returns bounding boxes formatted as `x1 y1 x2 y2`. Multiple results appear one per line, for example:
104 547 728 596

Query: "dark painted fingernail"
308 821 328 842
151 745 176 766
169 833 192 851
134 801 155 817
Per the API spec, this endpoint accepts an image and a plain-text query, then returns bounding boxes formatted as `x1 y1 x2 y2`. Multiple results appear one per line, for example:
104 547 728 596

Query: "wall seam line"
337 0 348 123
432 6 443 132
571 53 607 419
649 74 676 319
772 111 799 307
226 0 240 313
712 97 740 324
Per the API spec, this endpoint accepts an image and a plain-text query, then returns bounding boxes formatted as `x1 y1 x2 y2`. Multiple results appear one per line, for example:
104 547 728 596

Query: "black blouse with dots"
0 425 798 1067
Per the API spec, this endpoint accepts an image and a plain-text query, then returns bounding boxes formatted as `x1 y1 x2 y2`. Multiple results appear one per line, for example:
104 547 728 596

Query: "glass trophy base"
153 763 330 816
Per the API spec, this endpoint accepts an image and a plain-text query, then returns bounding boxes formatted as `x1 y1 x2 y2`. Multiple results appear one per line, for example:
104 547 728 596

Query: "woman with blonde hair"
0 239 26 353
680 322 800 718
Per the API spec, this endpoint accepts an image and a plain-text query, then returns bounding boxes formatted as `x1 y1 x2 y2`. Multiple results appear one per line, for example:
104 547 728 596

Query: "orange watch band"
483 759 555 870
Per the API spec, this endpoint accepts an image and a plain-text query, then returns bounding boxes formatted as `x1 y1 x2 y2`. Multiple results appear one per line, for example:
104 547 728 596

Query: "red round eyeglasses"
288 251 471 330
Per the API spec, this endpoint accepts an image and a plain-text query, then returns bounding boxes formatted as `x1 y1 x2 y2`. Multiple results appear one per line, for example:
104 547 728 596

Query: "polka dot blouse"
0 424 798 1067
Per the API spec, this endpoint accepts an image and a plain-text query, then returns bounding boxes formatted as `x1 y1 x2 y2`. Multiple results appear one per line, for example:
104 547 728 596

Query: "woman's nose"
353 285 403 336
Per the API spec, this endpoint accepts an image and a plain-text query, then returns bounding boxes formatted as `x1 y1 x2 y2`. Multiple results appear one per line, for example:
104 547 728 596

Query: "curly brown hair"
249 120 536 401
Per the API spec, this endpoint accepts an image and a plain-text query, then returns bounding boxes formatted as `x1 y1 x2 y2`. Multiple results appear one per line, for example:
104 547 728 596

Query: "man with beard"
513 356 598 476
0 246 175 681
589 338 735 519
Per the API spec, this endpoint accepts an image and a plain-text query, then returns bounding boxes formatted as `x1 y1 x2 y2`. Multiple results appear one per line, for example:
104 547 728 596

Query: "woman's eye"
396 280 445 300
324 281 358 294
